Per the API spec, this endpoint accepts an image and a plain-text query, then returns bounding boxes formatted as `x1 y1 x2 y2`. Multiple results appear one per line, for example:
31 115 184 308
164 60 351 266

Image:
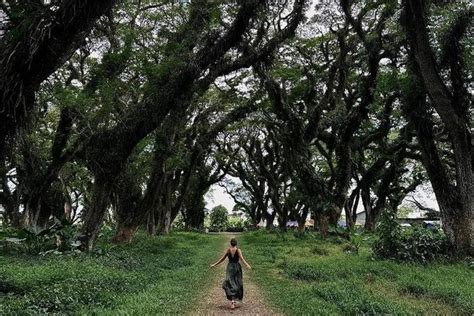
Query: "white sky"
204 182 439 215
205 185 236 212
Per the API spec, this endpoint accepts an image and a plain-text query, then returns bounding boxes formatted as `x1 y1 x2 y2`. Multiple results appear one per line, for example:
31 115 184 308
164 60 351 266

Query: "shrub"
342 231 363 254
242 218 256 230
209 205 229 232
1 219 81 255
226 216 244 232
372 213 448 263
371 212 401 259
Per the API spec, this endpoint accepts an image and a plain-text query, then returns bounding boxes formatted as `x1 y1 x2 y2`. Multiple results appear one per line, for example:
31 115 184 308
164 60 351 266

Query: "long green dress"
222 248 244 301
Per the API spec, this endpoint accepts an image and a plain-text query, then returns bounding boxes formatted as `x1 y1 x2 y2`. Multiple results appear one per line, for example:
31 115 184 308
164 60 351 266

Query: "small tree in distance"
209 205 229 232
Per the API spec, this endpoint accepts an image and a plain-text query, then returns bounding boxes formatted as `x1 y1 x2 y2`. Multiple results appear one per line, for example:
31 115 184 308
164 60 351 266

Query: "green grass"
1 231 473 315
0 232 224 315
241 230 474 315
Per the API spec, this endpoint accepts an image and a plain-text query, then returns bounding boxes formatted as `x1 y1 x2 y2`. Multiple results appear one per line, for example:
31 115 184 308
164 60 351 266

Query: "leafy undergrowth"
0 232 222 315
241 230 474 315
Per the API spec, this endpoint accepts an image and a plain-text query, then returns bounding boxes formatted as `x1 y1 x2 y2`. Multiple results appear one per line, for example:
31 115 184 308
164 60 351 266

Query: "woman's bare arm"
210 249 228 268
238 249 252 269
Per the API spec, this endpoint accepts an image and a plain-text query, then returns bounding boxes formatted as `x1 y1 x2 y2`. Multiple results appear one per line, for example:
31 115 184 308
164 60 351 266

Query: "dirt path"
193 234 281 316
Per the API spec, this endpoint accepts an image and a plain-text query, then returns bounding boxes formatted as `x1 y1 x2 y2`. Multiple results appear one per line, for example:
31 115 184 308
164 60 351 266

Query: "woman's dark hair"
230 238 237 247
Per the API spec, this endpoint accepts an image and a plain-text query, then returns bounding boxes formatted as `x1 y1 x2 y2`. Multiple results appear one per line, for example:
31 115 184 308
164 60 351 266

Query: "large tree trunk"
64 200 72 222
255 201 266 227
344 204 354 229
1 192 22 229
297 207 309 232
273 199 288 231
345 189 359 229
404 0 474 256
330 142 353 228
318 214 329 239
277 208 288 231
405 94 473 255
185 207 205 230
157 209 172 235
328 205 343 228
361 187 376 231
0 145 22 228
183 183 207 230
147 209 157 236
78 178 113 251
364 209 377 232
247 205 259 228
6 203 22 228
113 225 138 244
442 204 473 255
111 169 143 243
24 181 67 231
265 211 276 229
26 199 51 231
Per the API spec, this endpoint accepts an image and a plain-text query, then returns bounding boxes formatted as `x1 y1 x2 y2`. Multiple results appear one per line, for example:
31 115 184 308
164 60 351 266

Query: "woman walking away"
210 238 252 310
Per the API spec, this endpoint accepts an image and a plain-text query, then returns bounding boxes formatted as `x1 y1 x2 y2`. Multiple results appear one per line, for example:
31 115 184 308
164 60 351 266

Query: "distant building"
396 218 441 228
355 210 366 226
256 216 279 228
352 209 441 228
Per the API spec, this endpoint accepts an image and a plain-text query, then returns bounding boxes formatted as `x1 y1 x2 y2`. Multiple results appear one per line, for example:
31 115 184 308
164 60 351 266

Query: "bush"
242 218 256 230
371 212 401 258
372 213 448 263
342 231 363 254
209 205 229 232
226 216 244 232
1 219 81 255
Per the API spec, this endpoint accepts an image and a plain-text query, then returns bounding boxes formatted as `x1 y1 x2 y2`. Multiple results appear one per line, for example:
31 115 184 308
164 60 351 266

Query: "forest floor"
193 233 281 315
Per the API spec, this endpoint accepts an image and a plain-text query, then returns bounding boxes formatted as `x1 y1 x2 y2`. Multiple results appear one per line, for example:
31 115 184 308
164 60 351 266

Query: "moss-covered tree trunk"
404 0 473 256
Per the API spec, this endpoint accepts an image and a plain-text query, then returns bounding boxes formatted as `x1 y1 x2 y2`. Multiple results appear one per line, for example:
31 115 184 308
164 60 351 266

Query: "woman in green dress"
210 238 252 309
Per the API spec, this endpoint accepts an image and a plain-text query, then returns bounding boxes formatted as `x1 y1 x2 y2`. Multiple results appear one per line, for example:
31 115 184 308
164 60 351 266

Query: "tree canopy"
0 0 472 256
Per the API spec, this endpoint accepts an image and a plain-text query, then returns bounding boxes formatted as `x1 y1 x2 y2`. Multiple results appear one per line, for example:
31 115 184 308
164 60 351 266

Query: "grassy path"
193 234 281 315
